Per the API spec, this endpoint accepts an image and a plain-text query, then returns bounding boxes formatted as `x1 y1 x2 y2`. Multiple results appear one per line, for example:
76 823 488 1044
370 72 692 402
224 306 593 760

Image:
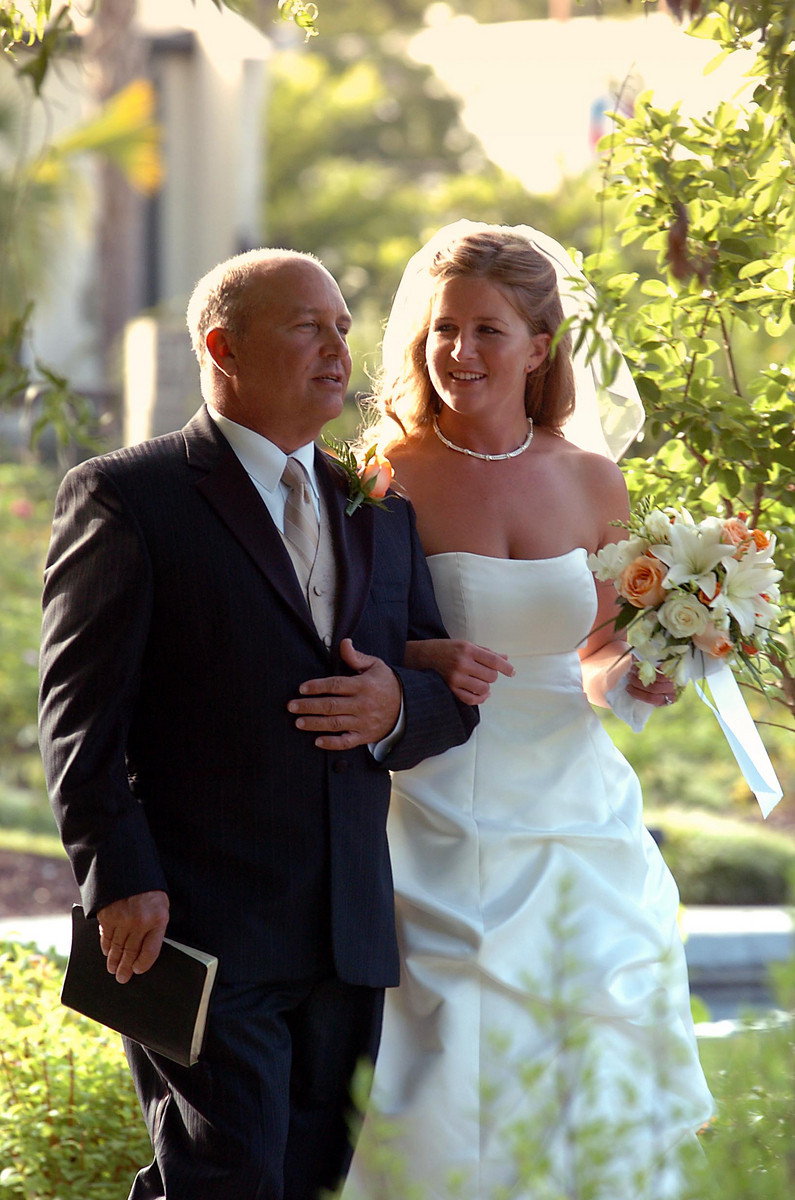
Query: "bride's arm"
578 584 635 708
405 640 515 705
578 461 676 710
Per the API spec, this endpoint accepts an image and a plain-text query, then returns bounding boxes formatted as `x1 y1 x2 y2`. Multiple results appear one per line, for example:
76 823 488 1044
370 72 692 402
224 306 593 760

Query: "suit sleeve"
380 498 478 772
38 464 168 916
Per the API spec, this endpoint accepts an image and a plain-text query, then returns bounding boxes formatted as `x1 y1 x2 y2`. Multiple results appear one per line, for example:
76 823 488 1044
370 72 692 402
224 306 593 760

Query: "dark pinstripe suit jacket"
38 406 477 986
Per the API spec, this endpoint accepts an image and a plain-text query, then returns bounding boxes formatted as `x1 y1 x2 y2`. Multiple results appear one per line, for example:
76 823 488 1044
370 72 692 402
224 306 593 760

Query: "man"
38 248 478 1200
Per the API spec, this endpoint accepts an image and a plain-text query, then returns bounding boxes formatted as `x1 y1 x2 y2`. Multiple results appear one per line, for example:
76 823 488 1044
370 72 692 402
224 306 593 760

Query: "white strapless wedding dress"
344 550 713 1199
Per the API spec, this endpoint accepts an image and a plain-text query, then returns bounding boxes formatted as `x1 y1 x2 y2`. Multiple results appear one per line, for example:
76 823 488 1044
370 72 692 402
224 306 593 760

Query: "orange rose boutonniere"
323 435 394 516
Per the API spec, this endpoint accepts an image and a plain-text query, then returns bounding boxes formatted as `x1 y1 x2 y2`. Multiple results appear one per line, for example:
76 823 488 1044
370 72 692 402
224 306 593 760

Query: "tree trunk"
84 0 147 434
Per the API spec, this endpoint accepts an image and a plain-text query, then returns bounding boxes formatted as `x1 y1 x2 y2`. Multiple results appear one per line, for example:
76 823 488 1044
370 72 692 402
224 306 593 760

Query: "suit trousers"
124 973 385 1200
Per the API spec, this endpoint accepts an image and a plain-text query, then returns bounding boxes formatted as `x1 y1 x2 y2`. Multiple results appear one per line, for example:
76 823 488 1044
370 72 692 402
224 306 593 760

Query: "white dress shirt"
208 406 320 529
207 405 403 758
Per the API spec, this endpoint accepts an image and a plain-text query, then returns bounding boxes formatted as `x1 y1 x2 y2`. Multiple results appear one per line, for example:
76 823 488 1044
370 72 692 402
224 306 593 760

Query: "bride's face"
425 276 547 420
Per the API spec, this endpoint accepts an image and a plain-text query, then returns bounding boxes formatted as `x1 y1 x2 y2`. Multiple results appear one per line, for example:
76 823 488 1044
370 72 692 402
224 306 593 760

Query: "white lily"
650 522 734 597
710 549 783 637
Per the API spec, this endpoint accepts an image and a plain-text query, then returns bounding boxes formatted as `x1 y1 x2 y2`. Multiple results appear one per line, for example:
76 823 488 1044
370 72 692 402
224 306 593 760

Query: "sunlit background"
0 0 756 445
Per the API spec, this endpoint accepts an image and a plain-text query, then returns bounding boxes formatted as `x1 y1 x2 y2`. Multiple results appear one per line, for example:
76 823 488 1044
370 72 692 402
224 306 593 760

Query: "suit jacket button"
333 759 349 773
313 584 325 596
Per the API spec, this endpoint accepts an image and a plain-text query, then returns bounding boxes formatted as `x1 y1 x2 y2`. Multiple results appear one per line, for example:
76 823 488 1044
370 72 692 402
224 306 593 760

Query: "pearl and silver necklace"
432 416 534 462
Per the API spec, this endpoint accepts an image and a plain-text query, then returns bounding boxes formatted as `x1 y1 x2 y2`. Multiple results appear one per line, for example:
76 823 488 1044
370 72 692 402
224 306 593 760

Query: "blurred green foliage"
0 942 150 1198
1 936 793 1199
0 463 54 813
696 961 795 1200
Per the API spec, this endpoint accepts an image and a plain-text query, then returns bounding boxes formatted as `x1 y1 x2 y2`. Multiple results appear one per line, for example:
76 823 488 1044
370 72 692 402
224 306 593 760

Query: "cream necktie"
281 458 319 584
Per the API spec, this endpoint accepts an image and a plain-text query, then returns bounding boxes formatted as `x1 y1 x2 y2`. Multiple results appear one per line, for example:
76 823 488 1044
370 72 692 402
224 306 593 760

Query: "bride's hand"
624 662 678 708
405 639 515 705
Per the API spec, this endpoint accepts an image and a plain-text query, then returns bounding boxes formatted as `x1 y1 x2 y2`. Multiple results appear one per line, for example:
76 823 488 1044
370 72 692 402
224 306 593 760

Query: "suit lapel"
184 408 319 643
315 448 375 644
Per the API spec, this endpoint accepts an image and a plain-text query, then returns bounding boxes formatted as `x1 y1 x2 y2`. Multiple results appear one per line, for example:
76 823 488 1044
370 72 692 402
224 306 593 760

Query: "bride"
342 223 713 1198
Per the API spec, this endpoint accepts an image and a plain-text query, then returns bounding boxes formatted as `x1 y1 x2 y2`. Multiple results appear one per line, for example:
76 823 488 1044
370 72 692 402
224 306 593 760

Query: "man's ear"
206 328 238 377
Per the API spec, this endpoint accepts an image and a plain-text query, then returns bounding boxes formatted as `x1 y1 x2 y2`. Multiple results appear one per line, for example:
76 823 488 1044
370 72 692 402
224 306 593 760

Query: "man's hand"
97 890 170 984
289 638 402 750
404 638 514 705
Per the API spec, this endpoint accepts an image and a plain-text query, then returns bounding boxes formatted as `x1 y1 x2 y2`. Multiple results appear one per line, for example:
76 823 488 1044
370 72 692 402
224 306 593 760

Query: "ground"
0 848 79 917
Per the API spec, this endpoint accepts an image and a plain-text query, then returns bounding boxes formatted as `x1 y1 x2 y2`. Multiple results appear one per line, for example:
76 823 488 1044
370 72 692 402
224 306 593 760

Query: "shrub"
0 941 150 1198
651 810 795 905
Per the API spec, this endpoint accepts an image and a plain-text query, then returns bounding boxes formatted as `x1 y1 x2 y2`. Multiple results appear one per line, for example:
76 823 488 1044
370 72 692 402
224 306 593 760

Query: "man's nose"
321 326 348 355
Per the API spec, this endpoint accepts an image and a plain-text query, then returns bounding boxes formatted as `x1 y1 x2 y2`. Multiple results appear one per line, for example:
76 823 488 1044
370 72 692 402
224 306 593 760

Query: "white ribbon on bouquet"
605 650 783 817
687 652 782 818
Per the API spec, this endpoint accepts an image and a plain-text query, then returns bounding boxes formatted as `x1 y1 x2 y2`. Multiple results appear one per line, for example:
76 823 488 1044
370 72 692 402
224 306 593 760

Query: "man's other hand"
289 638 402 750
97 890 170 984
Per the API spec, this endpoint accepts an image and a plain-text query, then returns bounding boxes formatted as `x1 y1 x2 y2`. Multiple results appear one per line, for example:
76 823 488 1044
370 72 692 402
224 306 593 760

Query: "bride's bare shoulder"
543 433 626 490
383 433 437 497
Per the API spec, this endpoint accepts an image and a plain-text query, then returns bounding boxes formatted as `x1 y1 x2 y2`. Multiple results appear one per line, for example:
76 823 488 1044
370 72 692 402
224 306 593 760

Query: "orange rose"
721 516 751 549
360 453 394 500
751 528 770 550
617 555 668 608
692 622 734 659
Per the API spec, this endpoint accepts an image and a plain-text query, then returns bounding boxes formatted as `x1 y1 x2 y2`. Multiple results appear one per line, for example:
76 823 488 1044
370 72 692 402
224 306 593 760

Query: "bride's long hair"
361 229 576 453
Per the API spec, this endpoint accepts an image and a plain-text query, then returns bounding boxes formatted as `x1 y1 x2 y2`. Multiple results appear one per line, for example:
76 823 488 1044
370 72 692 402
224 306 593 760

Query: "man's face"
211 260 352 451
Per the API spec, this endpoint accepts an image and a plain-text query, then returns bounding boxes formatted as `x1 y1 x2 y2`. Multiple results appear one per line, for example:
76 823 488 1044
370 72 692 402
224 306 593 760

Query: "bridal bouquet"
587 502 783 690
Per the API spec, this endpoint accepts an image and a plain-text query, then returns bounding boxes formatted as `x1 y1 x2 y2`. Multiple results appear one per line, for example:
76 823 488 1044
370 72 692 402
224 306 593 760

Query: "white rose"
658 593 710 638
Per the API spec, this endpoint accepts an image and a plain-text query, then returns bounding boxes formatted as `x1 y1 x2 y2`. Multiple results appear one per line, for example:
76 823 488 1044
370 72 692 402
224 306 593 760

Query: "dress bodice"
426 547 598 660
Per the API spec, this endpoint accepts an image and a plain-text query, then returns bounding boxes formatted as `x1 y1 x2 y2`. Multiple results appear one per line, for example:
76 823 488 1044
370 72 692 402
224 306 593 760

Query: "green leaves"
1 3 75 96
580 4 795 715
0 943 150 1197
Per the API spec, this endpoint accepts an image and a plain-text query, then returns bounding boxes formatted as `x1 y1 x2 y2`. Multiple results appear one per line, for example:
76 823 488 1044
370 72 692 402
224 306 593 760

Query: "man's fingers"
297 675 352 698
134 927 167 976
96 890 170 984
314 731 365 751
289 693 359 718
338 637 376 671
102 933 142 984
294 712 352 733
101 928 166 983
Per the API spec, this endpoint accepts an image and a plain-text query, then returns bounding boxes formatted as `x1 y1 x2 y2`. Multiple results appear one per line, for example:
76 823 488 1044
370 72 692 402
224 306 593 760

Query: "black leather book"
61 905 218 1067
